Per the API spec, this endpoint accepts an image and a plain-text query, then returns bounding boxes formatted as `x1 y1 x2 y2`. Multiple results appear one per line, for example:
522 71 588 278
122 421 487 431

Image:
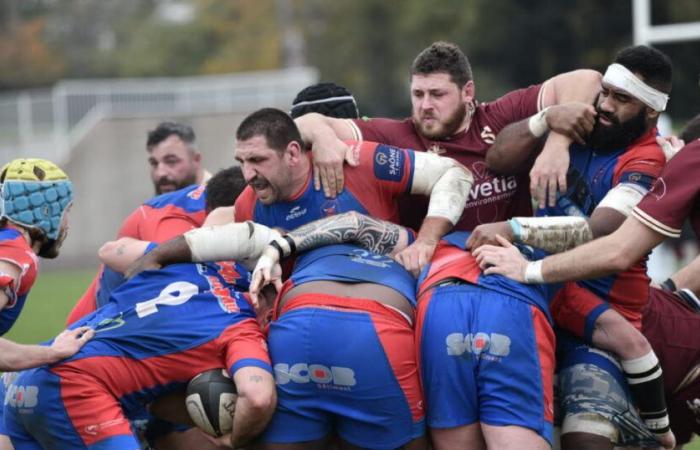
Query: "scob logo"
274 363 357 390
446 332 511 361
5 384 39 408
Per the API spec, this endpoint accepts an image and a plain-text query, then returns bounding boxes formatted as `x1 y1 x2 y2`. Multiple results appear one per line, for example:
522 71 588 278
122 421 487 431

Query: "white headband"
291 95 357 109
602 63 669 112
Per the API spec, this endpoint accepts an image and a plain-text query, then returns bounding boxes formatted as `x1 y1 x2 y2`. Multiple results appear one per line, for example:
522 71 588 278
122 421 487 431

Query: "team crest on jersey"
320 199 338 216
373 145 405 182
480 126 496 144
187 184 206 200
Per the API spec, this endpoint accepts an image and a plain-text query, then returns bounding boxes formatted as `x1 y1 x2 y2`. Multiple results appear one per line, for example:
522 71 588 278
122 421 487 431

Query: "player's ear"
286 140 303 164
646 106 660 122
461 80 475 104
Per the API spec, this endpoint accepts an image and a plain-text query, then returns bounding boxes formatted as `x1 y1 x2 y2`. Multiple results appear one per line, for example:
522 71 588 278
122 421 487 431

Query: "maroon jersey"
349 85 543 231
633 140 700 237
642 287 700 445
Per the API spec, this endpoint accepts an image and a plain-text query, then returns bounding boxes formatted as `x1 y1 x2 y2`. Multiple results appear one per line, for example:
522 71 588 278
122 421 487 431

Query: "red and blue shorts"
550 282 643 343
3 366 139 450
262 293 425 449
416 283 555 445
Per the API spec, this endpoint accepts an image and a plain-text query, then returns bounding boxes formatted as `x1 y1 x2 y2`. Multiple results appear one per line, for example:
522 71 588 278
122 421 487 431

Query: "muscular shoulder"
233 187 258 222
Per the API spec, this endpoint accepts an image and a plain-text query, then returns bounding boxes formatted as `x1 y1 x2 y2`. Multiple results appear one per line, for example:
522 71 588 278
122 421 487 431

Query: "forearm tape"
184 221 280 263
410 152 473 225
510 216 593 253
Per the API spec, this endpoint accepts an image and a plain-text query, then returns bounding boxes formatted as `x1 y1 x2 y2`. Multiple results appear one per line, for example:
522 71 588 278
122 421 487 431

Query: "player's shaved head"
236 108 304 154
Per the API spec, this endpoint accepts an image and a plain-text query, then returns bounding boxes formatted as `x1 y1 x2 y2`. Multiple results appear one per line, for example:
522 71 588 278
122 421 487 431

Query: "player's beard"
414 101 468 140
154 172 198 195
587 108 648 153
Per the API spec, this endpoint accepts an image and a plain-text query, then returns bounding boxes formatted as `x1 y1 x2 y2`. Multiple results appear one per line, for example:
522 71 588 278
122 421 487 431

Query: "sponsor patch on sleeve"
373 145 405 182
619 172 655 190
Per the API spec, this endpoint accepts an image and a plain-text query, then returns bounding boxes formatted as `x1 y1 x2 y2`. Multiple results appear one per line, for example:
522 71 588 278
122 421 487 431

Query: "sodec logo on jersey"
446 332 511 361
5 384 38 409
373 145 405 182
274 363 357 390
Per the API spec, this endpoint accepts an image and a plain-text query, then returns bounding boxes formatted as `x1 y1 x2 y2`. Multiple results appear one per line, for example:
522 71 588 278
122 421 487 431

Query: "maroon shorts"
642 287 700 445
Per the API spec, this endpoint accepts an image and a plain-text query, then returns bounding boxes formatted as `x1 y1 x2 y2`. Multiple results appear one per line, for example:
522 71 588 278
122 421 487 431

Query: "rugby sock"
621 351 670 435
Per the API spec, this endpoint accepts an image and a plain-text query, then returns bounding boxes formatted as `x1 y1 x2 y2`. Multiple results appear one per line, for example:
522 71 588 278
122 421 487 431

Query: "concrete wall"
44 111 250 270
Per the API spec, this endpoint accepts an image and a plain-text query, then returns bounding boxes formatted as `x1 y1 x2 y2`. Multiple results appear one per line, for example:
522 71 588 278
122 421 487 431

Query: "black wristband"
660 278 677 292
282 235 297 255
269 240 285 258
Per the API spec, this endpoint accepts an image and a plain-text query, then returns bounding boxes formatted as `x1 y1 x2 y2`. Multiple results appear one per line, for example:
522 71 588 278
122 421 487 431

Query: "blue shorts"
262 293 425 450
4 367 139 450
417 284 555 445
557 333 659 447
0 372 18 436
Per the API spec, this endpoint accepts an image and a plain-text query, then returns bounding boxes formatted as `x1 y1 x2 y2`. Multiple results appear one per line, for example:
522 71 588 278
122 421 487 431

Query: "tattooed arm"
250 212 412 300
286 211 410 257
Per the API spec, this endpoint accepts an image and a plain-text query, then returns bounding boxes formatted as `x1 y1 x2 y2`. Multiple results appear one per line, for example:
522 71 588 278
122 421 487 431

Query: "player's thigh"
430 423 485 450
481 423 549 450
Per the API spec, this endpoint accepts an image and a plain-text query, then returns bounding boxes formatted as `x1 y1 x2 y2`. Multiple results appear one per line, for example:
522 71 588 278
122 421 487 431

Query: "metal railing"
0 66 318 163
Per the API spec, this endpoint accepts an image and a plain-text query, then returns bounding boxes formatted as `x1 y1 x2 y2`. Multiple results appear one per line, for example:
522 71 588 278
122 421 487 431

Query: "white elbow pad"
597 183 646 217
412 152 473 225
185 221 280 264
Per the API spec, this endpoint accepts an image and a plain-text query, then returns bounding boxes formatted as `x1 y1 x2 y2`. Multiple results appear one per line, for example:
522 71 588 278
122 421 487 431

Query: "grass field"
4 269 95 344
4 269 700 448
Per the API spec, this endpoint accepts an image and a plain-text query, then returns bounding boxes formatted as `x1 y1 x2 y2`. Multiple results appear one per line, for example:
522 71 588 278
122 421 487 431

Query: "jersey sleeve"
0 241 35 308
233 187 257 222
612 140 665 191
117 207 144 239
479 84 542 133
633 141 700 238
219 318 272 375
351 140 415 195
147 214 201 243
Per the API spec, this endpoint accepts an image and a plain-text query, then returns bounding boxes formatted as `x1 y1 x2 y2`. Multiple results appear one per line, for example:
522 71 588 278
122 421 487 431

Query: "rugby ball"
185 369 237 437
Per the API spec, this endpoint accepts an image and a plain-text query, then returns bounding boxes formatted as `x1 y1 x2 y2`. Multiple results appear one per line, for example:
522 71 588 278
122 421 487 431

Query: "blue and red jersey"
56 260 267 419
418 231 560 320
539 129 665 327
0 227 38 335
284 244 417 306
234 141 415 229
66 184 208 325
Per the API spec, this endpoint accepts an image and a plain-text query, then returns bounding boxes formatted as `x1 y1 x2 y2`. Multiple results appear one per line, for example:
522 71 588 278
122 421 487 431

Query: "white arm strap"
510 216 593 253
185 221 280 265
597 182 646 217
410 152 473 225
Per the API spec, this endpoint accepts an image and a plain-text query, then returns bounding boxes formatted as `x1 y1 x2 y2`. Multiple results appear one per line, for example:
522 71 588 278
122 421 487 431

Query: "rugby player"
295 41 602 229
65 166 246 324
146 121 211 195
248 214 596 449
2 254 274 450
471 46 675 449
231 107 473 274
0 158 93 450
